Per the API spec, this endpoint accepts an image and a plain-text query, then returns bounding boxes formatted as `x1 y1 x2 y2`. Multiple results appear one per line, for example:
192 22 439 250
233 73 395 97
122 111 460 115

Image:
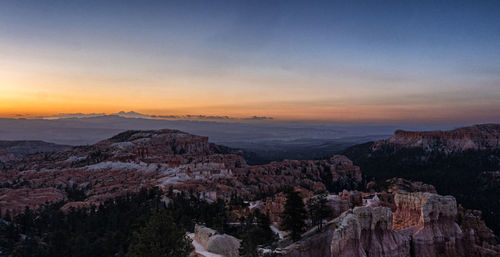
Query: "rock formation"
0 129 362 217
194 225 240 257
393 192 499 257
280 206 409 257
371 124 500 154
277 192 499 257
1 128 498 257
344 124 500 238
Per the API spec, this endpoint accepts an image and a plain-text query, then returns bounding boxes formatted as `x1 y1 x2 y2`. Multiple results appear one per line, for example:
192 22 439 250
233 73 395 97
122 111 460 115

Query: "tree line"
0 186 330 257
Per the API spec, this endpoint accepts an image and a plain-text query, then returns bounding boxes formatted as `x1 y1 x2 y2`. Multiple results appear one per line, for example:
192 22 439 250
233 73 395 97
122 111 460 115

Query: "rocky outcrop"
392 192 456 230
372 124 500 154
280 206 409 257
394 192 499 257
338 190 363 208
326 195 350 218
457 206 499 252
278 192 499 257
233 155 362 200
194 225 240 257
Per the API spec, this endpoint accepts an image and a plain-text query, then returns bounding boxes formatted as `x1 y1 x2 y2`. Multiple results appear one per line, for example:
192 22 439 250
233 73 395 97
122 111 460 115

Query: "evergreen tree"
281 189 306 241
307 192 331 231
127 210 193 257
239 210 277 257
239 226 261 257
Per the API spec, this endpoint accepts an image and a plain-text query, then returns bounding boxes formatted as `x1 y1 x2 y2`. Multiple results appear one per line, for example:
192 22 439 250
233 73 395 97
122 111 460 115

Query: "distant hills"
0 140 69 159
0 115 413 162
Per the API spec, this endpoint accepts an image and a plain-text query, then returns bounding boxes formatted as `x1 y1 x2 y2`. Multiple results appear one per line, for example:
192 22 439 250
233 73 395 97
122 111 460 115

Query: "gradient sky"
1 0 500 124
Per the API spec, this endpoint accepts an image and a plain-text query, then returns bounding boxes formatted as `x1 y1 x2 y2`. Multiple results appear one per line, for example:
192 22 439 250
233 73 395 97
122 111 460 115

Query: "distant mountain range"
0 115 426 162
42 110 273 121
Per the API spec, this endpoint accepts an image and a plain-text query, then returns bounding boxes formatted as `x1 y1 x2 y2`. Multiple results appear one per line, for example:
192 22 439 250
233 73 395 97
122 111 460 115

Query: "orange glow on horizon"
1 47 500 124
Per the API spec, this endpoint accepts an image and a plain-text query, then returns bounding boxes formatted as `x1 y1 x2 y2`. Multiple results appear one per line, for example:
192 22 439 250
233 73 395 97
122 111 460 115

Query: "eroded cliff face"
280 206 409 257
394 192 465 256
0 129 362 217
278 192 499 257
393 192 499 257
233 155 362 200
372 124 500 154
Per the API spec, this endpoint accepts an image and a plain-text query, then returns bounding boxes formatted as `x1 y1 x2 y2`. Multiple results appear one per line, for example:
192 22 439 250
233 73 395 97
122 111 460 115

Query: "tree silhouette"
281 188 306 241
127 209 192 257
307 192 331 231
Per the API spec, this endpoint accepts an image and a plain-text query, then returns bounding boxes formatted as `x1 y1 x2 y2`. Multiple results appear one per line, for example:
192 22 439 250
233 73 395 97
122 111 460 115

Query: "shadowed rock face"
372 124 500 154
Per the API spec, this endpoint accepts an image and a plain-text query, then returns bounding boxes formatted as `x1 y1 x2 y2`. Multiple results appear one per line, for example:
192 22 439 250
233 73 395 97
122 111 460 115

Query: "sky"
1 0 500 124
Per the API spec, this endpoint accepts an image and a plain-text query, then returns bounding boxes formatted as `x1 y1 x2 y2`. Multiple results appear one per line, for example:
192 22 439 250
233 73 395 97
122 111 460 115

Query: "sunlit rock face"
393 192 499 257
371 124 500 154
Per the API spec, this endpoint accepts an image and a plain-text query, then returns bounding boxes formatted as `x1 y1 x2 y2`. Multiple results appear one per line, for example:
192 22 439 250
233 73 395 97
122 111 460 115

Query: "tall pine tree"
307 192 331 231
281 188 306 241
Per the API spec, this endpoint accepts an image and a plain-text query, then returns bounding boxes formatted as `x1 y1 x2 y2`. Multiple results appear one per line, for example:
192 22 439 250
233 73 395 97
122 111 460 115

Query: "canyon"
0 127 499 256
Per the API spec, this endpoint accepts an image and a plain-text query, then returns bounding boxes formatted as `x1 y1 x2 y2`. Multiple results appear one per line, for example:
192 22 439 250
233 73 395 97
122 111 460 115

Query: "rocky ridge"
0 129 361 216
372 124 500 154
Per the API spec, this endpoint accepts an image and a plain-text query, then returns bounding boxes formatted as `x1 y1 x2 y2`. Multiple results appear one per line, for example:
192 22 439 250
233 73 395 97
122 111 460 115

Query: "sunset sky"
1 0 500 124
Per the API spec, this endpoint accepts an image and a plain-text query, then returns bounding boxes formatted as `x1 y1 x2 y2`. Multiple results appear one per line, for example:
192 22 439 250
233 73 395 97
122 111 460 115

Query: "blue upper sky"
1 0 499 124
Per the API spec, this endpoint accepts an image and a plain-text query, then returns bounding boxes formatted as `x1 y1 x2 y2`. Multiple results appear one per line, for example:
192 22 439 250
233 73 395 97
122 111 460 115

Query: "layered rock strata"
372 124 500 154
